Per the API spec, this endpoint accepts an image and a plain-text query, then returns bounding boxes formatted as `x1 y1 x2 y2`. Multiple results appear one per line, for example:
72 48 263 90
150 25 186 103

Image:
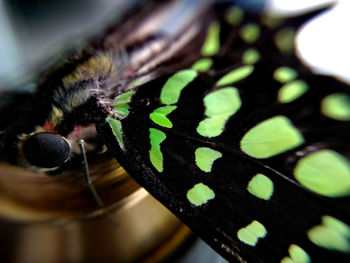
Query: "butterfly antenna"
78 139 118 227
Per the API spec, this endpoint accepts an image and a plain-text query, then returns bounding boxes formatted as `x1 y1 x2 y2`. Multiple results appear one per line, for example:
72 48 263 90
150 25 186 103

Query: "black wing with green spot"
97 3 350 263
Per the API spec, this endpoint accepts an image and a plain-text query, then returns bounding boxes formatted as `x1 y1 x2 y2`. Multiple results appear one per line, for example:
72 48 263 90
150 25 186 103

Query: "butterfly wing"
97 3 350 262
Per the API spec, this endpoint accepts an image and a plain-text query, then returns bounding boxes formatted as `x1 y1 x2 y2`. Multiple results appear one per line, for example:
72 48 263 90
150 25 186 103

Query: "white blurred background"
267 0 350 82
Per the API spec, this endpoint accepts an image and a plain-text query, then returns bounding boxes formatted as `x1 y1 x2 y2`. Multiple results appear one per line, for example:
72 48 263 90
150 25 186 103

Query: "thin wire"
78 139 105 207
78 139 118 227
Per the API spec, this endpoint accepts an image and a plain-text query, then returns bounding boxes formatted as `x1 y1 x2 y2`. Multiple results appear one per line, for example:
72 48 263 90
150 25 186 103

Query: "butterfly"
0 0 350 262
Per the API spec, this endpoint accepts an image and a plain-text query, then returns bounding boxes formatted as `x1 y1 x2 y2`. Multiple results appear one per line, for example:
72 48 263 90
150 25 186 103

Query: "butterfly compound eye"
22 132 71 168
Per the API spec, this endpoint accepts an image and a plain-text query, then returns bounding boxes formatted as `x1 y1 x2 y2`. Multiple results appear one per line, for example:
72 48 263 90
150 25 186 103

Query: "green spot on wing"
114 90 135 104
294 150 350 197
197 116 227 138
278 80 309 103
240 116 304 159
195 147 222 172
149 106 177 128
275 27 295 53
273 67 298 83
321 93 350 121
216 65 254 86
308 216 350 253
203 87 241 117
201 22 220 56
281 244 311 263
239 23 261 43
192 58 213 72
112 90 136 119
323 216 350 237
247 173 274 200
242 49 260 64
197 87 241 137
187 183 215 206
106 117 124 150
160 70 198 105
262 15 285 28
237 220 267 246
149 128 166 172
225 6 244 26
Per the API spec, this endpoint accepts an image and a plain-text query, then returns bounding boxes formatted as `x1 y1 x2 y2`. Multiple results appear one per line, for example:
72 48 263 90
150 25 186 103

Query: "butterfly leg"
78 139 118 227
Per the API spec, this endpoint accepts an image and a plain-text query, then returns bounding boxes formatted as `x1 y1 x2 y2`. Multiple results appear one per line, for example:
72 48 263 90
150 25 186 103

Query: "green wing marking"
242 49 260 64
192 58 213 72
106 117 124 150
294 150 350 197
237 220 267 246
216 65 254 86
160 70 198 105
273 67 298 83
149 128 167 172
197 87 242 137
247 173 274 200
187 183 215 206
308 216 350 253
195 147 222 173
239 23 261 43
201 22 221 56
278 80 309 103
240 116 304 158
281 244 311 263
150 106 177 128
112 90 136 119
321 93 350 121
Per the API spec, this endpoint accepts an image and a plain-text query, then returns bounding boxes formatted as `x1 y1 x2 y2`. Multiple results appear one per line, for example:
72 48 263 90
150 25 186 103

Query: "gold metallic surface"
0 153 191 262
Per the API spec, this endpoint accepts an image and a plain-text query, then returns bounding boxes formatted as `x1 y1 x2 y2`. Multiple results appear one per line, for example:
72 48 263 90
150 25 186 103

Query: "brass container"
0 153 191 263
